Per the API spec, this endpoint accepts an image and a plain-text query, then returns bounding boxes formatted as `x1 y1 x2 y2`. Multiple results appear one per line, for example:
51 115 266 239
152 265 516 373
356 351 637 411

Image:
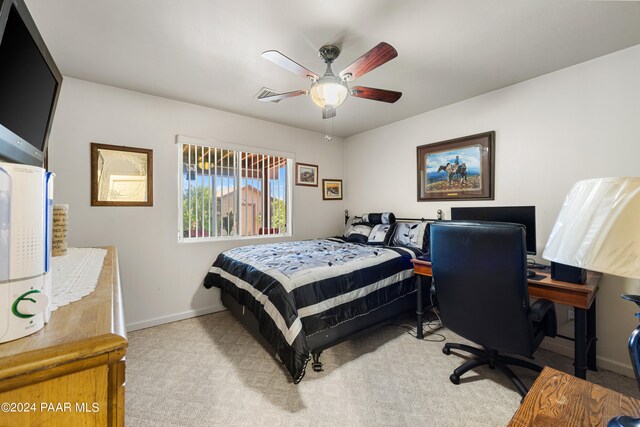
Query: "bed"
203 216 432 383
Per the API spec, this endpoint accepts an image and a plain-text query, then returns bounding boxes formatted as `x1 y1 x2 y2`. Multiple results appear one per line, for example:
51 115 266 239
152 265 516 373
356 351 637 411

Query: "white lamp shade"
542 177 640 279
310 79 348 108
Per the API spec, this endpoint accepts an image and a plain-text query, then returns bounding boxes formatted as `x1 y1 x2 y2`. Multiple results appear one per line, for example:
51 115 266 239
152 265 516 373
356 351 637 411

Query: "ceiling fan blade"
322 106 336 119
257 90 308 102
350 86 402 103
339 42 398 81
261 50 319 80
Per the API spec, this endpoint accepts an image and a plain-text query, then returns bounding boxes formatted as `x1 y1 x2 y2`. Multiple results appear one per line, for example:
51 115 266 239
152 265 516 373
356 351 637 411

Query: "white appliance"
43 171 54 323
0 162 50 343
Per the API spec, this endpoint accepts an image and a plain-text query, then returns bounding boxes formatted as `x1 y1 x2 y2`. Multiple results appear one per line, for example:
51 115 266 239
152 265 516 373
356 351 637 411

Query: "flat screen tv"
0 0 62 167
450 206 537 255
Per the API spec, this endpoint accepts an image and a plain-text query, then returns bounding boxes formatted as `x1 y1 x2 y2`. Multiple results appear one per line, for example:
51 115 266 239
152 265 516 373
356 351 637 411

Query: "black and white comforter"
203 238 420 383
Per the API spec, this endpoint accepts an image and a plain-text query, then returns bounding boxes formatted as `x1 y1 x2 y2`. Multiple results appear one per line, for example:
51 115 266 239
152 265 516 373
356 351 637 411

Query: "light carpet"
126 311 639 426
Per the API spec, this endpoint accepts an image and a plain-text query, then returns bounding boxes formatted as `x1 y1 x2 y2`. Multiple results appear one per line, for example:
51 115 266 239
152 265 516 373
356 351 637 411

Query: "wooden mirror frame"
90 142 153 207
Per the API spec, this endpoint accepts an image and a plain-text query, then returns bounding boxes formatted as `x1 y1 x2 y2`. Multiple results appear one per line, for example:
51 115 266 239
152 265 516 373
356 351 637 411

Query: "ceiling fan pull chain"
325 117 333 141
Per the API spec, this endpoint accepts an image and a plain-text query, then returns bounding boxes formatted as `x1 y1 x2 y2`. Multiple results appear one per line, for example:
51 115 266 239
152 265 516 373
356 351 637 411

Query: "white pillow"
390 222 429 251
367 224 393 246
343 216 362 238
346 224 373 244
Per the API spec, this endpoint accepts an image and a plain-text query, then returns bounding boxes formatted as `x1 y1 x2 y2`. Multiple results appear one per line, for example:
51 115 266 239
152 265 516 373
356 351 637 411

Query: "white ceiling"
25 0 640 138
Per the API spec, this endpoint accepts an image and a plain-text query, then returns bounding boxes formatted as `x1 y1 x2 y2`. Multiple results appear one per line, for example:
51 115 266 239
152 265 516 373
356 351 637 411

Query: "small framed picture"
295 162 319 186
91 142 153 206
322 179 343 200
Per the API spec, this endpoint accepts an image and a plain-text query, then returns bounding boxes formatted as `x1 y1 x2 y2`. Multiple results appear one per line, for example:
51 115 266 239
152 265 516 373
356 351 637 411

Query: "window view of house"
180 142 291 241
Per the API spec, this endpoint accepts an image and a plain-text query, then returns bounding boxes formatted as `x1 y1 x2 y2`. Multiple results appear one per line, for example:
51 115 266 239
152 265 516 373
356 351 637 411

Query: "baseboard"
540 338 635 379
597 355 636 379
126 304 226 332
540 337 574 360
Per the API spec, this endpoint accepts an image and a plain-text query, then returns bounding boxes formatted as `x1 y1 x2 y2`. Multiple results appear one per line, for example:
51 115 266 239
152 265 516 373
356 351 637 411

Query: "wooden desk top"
0 246 127 384
411 258 432 276
410 259 601 309
508 367 640 426
527 270 600 310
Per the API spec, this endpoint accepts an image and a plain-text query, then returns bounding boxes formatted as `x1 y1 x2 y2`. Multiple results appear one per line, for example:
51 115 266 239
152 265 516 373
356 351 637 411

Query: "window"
177 135 293 242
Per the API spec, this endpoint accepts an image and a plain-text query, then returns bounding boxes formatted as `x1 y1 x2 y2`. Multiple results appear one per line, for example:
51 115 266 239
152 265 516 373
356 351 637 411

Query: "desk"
508 367 640 426
411 259 602 380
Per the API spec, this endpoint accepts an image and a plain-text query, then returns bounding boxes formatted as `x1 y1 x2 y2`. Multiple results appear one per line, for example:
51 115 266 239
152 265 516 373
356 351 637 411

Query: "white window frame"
176 135 294 243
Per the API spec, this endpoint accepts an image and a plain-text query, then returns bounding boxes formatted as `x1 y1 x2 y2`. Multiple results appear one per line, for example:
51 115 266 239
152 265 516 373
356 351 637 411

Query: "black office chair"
430 221 557 397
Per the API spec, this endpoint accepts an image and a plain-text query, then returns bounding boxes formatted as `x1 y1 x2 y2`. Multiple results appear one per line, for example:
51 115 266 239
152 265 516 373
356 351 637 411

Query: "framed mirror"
91 143 153 206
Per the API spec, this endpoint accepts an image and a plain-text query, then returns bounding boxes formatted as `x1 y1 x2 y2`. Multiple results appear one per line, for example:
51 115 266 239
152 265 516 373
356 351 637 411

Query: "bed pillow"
390 222 430 252
346 224 373 244
361 212 396 225
422 222 431 256
343 216 363 239
367 223 395 246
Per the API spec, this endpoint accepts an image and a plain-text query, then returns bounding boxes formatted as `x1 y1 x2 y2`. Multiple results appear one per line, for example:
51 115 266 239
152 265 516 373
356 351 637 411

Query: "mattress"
203 238 420 382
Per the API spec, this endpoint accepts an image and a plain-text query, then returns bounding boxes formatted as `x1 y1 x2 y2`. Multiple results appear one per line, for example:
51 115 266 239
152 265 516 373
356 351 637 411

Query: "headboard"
345 209 443 224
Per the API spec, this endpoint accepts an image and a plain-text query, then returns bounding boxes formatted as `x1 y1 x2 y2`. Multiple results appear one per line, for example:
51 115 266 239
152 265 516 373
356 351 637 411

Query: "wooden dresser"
509 367 640 426
0 246 127 426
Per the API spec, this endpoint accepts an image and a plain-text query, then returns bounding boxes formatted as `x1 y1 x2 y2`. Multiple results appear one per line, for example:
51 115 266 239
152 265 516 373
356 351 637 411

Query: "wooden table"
0 246 127 426
411 258 602 379
509 367 640 426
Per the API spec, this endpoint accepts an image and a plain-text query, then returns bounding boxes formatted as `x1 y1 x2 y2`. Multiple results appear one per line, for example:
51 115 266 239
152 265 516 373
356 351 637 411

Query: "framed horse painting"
416 131 495 201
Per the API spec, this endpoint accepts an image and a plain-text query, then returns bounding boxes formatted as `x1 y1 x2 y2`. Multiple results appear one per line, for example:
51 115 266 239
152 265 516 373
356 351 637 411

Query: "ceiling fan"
258 42 402 120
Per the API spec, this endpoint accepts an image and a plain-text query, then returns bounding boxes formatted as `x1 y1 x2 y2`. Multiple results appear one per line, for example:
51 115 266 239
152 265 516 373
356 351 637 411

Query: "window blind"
178 139 292 241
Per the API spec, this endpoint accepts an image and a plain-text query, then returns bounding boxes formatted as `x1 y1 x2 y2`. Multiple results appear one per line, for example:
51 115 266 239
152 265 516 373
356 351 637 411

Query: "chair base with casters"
442 343 543 397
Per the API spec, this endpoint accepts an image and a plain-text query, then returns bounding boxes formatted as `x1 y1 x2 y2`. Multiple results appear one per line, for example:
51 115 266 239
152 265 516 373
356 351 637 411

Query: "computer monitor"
450 206 537 255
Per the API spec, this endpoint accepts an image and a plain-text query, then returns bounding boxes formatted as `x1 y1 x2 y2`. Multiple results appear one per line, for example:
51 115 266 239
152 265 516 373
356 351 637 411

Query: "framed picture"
295 162 319 186
417 131 495 201
91 142 153 206
322 179 343 200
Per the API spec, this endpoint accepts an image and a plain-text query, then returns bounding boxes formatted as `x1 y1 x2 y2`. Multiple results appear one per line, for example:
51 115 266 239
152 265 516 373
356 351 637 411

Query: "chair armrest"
528 299 557 337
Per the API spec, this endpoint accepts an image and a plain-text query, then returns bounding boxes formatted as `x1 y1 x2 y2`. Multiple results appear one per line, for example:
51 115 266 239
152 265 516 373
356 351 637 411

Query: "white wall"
48 77 344 331
344 44 640 376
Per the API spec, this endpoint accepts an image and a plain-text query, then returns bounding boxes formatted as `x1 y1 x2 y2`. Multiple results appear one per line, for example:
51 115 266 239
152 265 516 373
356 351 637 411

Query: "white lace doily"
50 248 108 311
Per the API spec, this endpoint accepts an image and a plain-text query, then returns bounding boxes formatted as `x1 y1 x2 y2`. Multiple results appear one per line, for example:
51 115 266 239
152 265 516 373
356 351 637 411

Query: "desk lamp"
542 177 640 427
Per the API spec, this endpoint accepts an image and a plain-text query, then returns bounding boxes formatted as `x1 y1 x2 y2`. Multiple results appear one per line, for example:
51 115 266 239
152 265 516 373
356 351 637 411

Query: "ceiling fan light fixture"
310 78 348 108
260 42 401 118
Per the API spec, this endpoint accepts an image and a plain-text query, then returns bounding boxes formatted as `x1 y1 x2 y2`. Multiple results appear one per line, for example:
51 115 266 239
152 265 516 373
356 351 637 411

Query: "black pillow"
384 223 398 247
422 222 431 255
361 212 396 225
